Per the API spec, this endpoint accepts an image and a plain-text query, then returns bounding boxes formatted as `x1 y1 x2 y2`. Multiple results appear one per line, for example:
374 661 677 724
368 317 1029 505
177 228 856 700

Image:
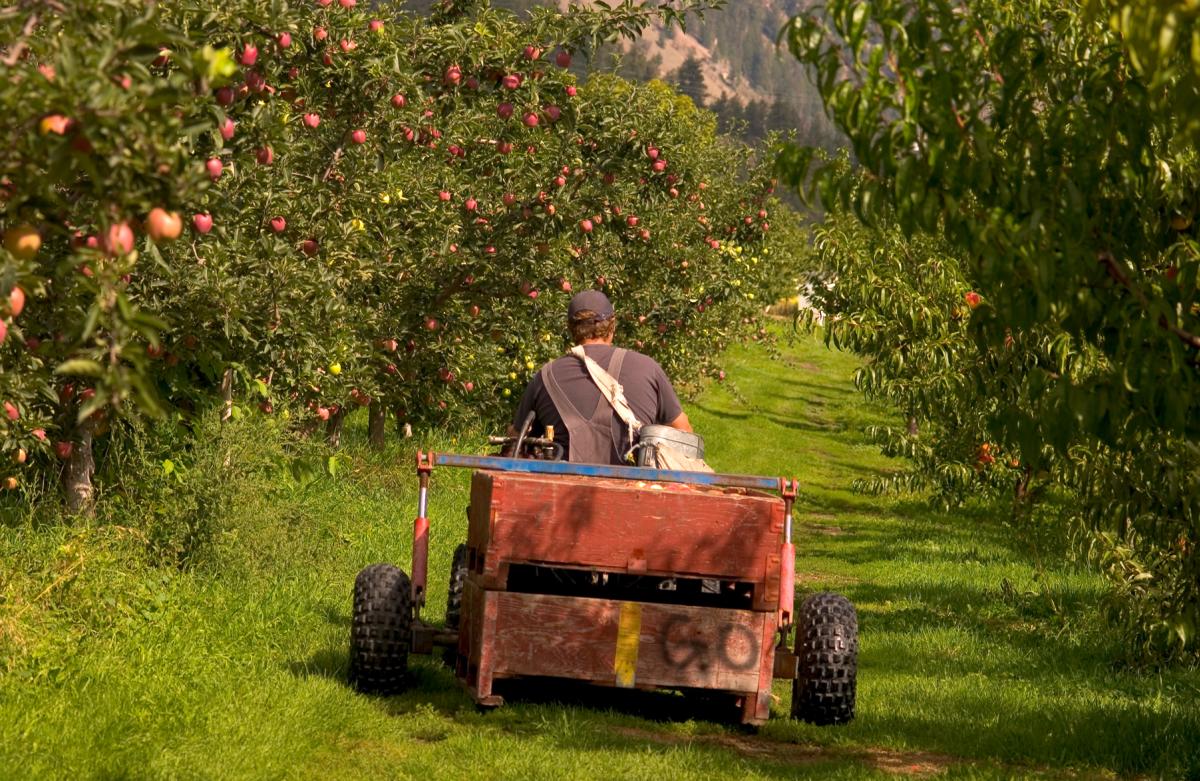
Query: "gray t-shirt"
513 344 683 463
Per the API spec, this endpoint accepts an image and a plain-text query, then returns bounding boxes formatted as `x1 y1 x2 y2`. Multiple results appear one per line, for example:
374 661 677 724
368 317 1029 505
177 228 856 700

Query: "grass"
2 328 1198 780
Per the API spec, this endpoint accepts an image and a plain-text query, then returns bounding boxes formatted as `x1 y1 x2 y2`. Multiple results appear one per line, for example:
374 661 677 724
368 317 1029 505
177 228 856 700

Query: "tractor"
347 433 857 726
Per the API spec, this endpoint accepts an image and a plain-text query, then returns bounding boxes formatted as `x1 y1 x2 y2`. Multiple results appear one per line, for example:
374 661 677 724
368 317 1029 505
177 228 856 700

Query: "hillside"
408 0 840 149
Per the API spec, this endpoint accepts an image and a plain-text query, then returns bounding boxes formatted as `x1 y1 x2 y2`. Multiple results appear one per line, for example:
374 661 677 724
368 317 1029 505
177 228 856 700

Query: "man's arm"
665 410 693 433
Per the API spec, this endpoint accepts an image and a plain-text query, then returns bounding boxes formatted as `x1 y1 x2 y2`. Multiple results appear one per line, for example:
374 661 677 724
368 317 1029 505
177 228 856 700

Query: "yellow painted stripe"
613 601 642 688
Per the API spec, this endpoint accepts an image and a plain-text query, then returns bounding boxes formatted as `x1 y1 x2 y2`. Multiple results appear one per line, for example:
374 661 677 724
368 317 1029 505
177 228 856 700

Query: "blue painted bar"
429 453 783 492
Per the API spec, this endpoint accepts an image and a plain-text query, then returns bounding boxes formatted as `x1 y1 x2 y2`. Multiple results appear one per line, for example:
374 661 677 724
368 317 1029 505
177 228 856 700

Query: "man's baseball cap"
567 290 614 322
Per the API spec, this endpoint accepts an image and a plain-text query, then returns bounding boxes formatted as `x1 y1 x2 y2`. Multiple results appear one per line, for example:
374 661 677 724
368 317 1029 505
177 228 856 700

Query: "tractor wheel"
791 592 857 726
441 544 469 668
349 563 412 694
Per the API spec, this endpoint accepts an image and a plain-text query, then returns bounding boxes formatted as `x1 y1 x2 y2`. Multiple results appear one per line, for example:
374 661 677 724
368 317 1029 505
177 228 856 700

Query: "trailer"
348 452 857 726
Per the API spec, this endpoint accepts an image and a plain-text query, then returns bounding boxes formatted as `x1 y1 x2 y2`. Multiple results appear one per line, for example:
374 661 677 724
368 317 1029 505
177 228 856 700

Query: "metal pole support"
778 478 798 631
412 451 434 613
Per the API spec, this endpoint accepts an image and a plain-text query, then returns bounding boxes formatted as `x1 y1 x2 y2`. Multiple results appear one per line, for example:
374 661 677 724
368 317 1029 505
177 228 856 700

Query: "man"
511 290 693 464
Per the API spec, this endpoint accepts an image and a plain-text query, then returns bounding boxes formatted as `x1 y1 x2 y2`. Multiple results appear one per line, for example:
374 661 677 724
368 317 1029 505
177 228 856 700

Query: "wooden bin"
452 470 789 724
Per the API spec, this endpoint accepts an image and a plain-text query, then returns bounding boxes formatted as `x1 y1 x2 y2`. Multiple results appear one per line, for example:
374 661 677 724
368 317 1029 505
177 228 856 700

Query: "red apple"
278 32 292 48
314 26 328 41
369 19 384 33
147 208 182 243
193 213 213 234
350 129 367 144
560 279 571 292
497 102 514 120
425 317 439 331
300 239 319 256
523 112 539 127
8 286 25 317
339 39 356 52
269 216 286 233
502 192 517 206
556 50 572 68
464 197 478 211
544 105 561 122
240 45 258 66
220 117 236 140
501 73 521 90
256 146 274 165
566 85 577 97
579 219 594 233
104 222 135 256
444 64 462 86
523 45 541 61
391 93 407 108
303 113 320 128
216 87 235 106
439 190 451 202
206 157 223 180
4 401 17 420
55 441 73 460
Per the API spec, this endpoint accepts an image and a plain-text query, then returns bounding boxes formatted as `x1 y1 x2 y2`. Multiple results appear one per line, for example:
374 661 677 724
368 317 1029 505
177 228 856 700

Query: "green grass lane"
1 330 1197 780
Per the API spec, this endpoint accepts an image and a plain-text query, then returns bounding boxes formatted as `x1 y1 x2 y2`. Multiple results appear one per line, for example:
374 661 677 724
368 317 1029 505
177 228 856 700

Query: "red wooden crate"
456 583 778 724
465 470 786 611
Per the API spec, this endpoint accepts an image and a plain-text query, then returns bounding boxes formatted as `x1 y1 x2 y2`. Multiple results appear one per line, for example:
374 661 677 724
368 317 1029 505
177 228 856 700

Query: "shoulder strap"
568 346 643 433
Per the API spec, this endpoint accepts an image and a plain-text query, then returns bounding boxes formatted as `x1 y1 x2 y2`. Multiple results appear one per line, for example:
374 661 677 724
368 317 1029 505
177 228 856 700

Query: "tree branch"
1099 250 1200 351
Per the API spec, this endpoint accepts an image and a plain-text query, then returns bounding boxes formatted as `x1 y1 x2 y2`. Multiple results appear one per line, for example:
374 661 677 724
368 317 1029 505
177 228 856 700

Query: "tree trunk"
368 401 386 450
326 407 346 448
220 367 234 423
906 416 919 437
62 416 97 515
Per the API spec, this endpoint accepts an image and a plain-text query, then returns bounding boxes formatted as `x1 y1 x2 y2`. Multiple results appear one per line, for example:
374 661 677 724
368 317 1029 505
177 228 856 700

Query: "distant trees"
671 55 707 105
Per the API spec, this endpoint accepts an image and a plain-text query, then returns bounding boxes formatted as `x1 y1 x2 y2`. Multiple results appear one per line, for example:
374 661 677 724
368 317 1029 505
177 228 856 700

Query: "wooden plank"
469 471 784 586
485 592 774 694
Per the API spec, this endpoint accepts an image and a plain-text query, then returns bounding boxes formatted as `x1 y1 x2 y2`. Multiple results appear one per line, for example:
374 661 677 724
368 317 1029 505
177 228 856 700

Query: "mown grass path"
2 331 1198 779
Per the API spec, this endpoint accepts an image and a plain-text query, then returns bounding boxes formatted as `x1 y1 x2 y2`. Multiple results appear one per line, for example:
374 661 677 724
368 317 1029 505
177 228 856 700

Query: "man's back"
513 344 683 464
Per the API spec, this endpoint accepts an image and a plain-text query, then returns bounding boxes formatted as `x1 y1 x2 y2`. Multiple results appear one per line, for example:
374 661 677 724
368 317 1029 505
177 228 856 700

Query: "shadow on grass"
489 677 751 729
287 644 348 681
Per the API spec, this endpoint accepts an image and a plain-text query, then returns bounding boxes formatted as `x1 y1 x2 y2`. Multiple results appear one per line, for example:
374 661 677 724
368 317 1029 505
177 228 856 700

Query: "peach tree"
783 1 1199 656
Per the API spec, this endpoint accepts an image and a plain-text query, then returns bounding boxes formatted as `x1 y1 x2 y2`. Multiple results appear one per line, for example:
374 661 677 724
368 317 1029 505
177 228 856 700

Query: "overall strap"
588 348 628 423
541 363 589 430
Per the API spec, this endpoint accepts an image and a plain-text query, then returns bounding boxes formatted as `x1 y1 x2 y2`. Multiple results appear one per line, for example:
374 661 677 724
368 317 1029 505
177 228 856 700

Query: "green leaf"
54 359 104 378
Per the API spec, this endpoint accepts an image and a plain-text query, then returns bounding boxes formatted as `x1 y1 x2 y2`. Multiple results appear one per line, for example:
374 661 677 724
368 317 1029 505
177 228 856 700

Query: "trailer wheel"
349 563 412 694
791 592 857 726
445 544 468 632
